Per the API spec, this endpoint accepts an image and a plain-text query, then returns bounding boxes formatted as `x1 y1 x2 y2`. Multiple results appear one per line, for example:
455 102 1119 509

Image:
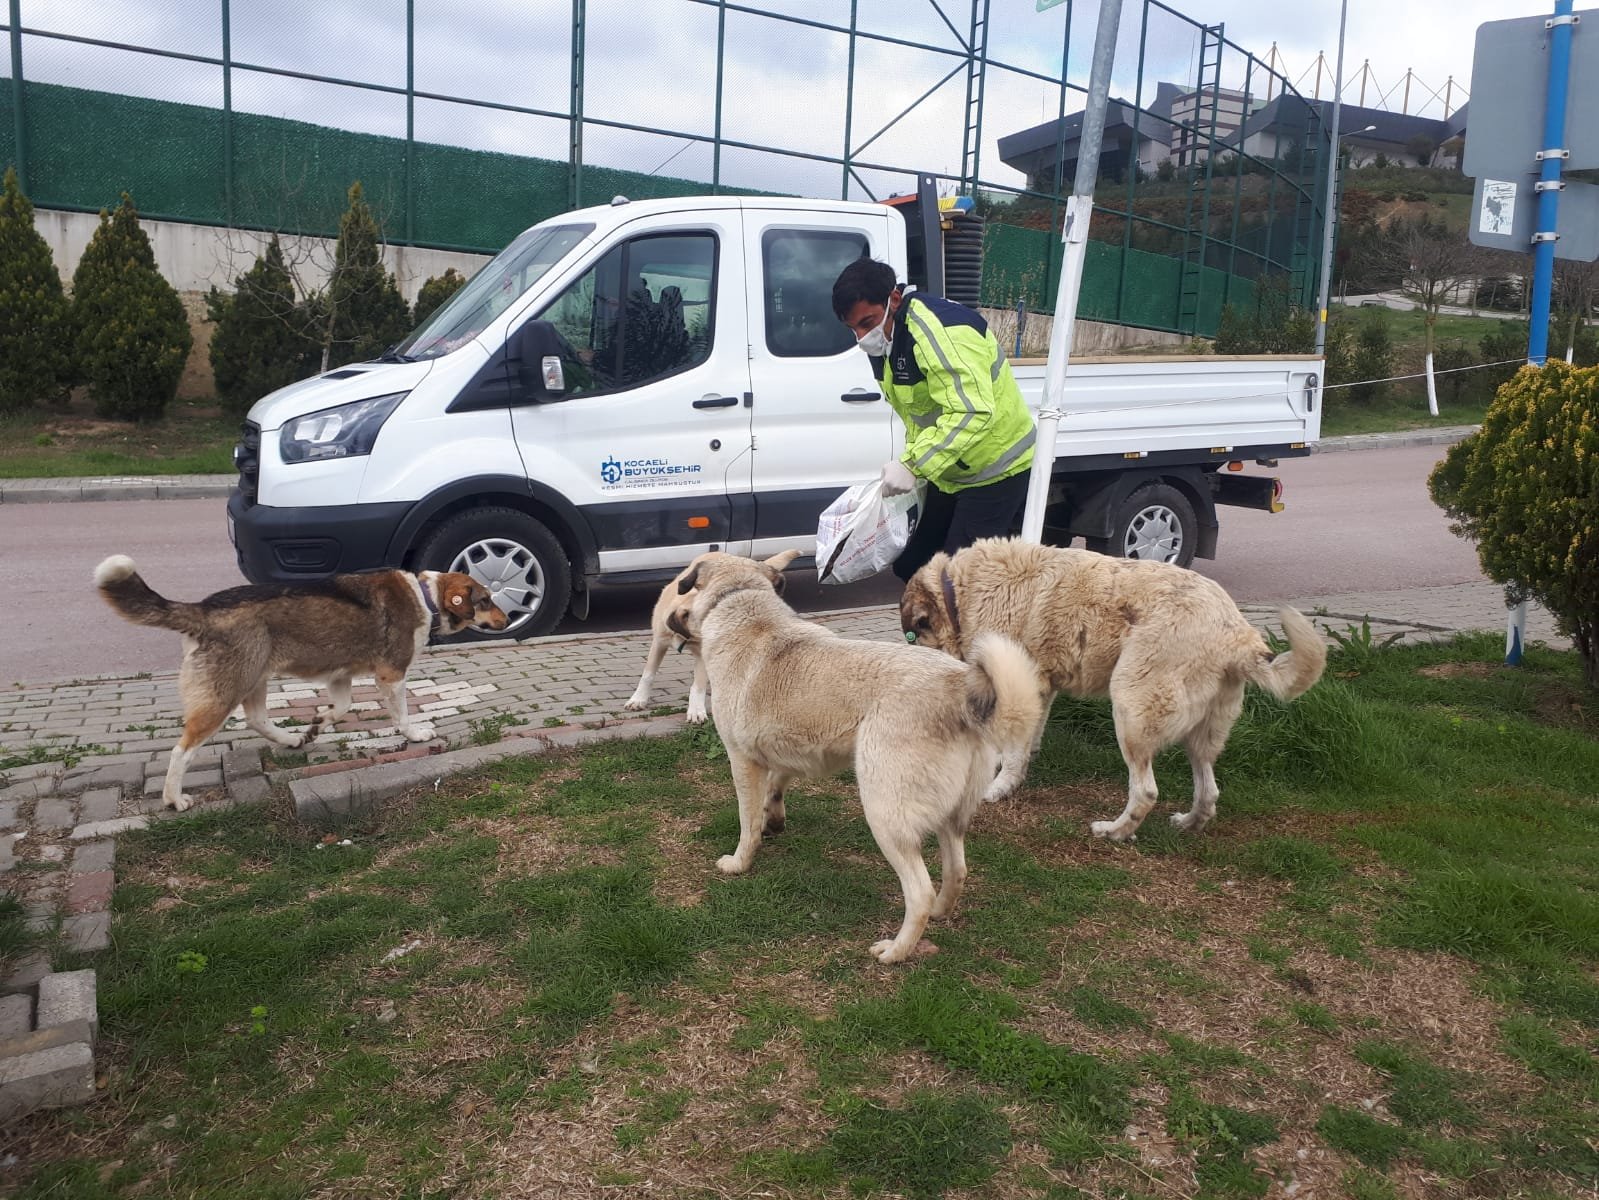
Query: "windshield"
395 222 594 360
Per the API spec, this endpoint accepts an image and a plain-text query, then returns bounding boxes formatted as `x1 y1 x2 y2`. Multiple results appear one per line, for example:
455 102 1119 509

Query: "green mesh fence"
981 222 1251 339
0 80 753 253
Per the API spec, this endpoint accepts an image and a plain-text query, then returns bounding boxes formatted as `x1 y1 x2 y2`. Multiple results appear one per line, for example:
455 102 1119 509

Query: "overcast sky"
10 0 1576 204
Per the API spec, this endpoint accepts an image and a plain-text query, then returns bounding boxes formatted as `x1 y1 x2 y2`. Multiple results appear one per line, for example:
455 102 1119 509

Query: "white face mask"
857 304 892 357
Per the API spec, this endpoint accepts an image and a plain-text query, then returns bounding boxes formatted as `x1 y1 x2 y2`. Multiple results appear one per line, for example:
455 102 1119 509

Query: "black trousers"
892 470 1031 582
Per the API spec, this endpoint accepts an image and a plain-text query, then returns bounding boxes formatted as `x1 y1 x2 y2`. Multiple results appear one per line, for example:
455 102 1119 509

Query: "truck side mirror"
511 320 588 402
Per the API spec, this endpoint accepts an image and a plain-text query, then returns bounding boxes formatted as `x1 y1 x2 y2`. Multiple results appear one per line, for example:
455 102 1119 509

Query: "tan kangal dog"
901 539 1326 842
95 556 506 811
666 552 1044 963
624 549 801 723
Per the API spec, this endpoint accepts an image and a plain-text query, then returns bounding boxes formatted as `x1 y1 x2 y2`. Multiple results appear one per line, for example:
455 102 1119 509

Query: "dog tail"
1247 607 1328 702
965 632 1047 803
94 555 210 637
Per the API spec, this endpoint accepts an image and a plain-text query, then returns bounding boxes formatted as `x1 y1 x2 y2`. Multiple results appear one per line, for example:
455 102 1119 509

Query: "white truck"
228 192 1323 637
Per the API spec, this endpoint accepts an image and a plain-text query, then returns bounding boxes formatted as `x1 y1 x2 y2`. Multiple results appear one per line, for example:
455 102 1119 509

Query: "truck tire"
1088 482 1197 569
415 507 572 639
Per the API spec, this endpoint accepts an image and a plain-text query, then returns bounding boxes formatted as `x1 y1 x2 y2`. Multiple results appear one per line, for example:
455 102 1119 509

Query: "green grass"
0 395 237 478
12 635 1599 1197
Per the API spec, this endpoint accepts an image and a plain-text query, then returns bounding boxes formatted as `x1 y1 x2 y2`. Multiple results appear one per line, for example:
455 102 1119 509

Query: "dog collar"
940 567 962 646
417 576 441 629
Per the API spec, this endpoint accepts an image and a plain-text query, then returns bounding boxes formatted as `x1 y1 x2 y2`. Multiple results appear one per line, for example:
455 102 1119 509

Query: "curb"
0 427 1480 504
287 714 688 820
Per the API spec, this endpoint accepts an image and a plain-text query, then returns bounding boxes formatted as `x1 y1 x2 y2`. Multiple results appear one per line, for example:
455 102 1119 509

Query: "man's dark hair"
831 257 899 320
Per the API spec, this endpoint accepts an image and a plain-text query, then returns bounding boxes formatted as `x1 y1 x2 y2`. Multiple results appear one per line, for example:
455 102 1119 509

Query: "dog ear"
676 564 701 595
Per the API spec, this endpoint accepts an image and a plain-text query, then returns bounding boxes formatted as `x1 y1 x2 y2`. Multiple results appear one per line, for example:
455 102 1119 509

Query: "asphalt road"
1 443 1483 687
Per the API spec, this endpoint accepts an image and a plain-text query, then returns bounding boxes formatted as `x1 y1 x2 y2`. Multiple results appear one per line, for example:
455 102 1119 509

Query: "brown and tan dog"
901 539 1326 842
95 556 506 811
668 551 1044 963
623 549 801 723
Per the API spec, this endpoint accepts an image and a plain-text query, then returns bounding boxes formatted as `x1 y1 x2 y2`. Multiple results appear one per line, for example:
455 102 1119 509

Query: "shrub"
206 235 317 415
1431 339 1477 403
313 182 411 370
0 166 74 412
1212 276 1314 355
71 193 192 420
1347 307 1394 403
413 267 466 327
1478 321 1530 398
1428 362 1599 687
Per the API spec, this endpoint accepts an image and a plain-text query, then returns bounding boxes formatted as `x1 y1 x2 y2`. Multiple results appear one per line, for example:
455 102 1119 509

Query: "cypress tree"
0 166 73 412
71 193 192 420
413 267 466 327
319 182 411 369
207 235 316 415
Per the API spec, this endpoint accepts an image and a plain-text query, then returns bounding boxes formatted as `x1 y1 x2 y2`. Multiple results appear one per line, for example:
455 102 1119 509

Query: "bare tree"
1395 217 1482 414
1552 258 1599 363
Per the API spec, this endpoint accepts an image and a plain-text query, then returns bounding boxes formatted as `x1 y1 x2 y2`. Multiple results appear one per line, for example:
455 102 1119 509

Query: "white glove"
879 460 917 497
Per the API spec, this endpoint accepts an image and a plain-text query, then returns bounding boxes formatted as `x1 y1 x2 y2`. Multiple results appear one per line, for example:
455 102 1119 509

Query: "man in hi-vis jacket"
832 257 1036 581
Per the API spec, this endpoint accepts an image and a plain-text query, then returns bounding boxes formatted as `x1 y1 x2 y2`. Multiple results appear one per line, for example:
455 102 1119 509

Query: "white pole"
1425 349 1439 415
1020 0 1124 544
1314 0 1349 359
1506 599 1528 665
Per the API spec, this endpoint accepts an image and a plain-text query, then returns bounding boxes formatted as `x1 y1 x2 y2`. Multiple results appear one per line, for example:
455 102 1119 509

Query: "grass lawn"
0 393 238 479
5 633 1597 1198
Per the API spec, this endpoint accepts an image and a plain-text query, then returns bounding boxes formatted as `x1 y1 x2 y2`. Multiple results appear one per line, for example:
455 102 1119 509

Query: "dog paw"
165 793 193 813
400 723 437 743
685 703 709 724
1090 819 1136 843
981 778 1016 804
623 692 648 711
716 853 747 875
1169 811 1197 832
870 938 937 964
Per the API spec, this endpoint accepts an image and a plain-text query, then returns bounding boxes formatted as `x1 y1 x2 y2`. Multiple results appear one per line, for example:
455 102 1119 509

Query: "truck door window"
761 228 868 358
539 232 717 395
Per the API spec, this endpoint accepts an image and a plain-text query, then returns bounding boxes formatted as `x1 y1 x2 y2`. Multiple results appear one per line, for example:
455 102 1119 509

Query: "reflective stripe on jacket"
875 294 1035 493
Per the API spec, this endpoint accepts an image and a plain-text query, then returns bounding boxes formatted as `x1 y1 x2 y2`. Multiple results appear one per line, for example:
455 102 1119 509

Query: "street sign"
1468 175 1599 259
1464 10 1599 176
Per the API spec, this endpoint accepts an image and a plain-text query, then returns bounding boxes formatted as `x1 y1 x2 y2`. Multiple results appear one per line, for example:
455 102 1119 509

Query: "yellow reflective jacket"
874 294 1036 493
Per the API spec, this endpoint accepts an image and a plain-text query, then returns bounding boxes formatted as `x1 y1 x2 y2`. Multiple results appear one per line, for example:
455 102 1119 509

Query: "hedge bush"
0 166 74 412
1429 362 1599 687
71 193 192 420
207 235 317 415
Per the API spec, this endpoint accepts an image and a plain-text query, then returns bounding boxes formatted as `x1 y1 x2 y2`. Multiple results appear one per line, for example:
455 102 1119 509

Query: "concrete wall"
35 209 492 401
978 305 1188 358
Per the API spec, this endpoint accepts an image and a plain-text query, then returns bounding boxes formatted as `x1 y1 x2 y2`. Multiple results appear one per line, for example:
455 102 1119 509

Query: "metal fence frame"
2 0 1330 334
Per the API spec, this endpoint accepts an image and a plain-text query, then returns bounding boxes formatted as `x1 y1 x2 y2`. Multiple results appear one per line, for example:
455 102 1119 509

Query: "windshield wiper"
377 345 415 363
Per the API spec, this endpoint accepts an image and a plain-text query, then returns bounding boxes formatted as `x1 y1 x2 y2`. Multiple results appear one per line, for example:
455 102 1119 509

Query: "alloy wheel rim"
449 537 545 632
1123 505 1182 563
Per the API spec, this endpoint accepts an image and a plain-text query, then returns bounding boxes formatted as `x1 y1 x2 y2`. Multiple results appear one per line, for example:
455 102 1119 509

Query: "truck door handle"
841 391 881 403
693 395 740 409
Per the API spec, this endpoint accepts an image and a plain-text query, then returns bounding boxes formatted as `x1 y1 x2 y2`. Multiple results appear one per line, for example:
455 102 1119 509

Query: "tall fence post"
711 0 726 193
404 0 414 244
9 0 26 195
568 0 585 210
221 0 232 226
841 0 857 199
1021 0 1124 544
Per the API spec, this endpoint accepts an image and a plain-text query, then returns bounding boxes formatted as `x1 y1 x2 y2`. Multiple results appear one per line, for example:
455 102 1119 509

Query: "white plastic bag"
815 479 921 584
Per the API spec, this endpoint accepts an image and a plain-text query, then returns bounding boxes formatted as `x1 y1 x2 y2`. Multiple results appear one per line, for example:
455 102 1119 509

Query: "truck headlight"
279 392 406 463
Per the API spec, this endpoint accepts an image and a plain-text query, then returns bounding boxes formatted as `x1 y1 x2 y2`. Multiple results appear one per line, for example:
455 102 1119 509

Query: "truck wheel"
1089 482 1197 569
415 508 572 639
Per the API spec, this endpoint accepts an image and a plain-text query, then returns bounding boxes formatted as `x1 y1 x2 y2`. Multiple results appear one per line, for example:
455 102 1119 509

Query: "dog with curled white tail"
93 555 506 812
